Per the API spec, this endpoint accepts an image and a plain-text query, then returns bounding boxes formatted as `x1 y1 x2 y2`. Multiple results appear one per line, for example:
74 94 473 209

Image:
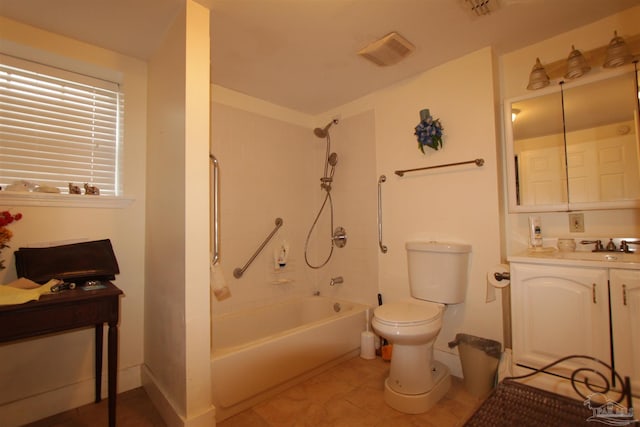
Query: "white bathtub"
211 296 369 420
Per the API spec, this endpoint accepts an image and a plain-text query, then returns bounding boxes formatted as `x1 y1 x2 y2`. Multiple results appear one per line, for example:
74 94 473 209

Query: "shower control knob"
332 227 347 248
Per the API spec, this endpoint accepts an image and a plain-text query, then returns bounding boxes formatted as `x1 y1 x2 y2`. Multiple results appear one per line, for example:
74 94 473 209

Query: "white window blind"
0 54 123 196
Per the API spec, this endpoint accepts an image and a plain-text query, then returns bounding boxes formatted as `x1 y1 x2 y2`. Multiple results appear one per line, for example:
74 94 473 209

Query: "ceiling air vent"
464 0 498 17
358 32 415 67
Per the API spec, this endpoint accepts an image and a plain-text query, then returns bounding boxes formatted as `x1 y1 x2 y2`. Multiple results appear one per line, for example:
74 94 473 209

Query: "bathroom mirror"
505 68 640 212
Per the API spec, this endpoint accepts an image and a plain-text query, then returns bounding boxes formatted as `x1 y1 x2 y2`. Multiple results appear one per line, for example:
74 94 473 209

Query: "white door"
518 146 567 205
511 263 610 376
610 268 640 395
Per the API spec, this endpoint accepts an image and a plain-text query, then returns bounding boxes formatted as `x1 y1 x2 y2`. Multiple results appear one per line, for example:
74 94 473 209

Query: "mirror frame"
504 66 640 213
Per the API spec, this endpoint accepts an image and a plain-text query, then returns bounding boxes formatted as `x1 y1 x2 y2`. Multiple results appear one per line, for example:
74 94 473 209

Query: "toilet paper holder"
494 271 510 281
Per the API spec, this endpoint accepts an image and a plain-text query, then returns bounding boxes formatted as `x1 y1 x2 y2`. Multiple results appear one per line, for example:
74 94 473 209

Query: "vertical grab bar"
378 175 388 253
210 154 220 265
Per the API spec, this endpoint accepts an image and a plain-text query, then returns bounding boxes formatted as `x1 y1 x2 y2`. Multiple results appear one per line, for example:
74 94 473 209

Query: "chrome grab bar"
377 175 388 253
394 158 484 177
210 154 220 265
234 218 283 278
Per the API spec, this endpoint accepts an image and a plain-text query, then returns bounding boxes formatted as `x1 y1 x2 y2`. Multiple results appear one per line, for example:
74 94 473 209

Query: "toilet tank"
406 241 471 304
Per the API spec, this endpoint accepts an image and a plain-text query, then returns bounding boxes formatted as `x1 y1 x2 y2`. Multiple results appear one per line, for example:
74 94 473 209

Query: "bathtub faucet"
330 276 344 286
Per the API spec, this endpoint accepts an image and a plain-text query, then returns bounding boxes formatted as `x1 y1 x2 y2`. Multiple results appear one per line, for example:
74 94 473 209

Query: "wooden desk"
0 282 123 427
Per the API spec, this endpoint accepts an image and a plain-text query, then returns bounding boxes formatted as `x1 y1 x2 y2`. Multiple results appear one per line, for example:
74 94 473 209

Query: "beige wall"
500 6 640 254
371 48 504 372
212 47 505 377
144 2 214 426
0 18 147 427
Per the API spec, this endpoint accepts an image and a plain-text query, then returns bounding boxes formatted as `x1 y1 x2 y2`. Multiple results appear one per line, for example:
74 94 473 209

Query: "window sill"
0 191 134 209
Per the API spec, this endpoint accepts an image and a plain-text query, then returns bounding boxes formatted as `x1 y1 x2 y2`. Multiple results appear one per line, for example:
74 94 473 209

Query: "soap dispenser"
273 241 289 270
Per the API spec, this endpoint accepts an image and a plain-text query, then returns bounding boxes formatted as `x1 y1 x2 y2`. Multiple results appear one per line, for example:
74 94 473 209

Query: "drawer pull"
622 284 627 306
592 283 597 304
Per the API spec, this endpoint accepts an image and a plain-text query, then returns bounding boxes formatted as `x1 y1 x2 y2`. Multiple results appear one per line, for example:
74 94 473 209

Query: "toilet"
372 240 471 414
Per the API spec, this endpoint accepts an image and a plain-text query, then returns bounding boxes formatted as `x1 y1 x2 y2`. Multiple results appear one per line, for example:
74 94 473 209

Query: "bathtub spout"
330 276 344 286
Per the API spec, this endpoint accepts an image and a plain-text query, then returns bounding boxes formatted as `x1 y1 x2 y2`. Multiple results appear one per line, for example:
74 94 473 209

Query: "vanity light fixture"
525 32 639 90
564 45 591 79
526 58 550 90
603 31 633 68
511 109 520 122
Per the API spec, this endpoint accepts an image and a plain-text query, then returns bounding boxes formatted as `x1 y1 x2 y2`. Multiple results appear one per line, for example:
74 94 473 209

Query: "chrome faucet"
620 240 640 253
581 240 604 252
330 276 344 286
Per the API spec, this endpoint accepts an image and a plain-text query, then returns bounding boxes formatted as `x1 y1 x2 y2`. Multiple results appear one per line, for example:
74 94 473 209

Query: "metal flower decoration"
414 109 444 153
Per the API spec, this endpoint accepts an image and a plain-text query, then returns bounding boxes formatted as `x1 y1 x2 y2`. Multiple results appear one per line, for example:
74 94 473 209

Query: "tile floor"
218 356 482 427
24 356 482 427
23 387 167 427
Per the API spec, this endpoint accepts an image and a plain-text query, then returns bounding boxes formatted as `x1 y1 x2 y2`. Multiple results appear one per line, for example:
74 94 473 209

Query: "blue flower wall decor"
414 109 444 154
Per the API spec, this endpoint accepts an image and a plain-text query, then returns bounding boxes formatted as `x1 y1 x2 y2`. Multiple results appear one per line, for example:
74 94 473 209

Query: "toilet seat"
374 301 442 327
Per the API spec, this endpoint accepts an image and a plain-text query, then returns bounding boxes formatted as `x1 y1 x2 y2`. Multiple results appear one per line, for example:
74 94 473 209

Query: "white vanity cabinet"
610 268 640 393
510 262 610 375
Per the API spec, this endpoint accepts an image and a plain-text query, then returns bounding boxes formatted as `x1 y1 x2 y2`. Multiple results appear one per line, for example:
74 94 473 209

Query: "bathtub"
211 296 369 420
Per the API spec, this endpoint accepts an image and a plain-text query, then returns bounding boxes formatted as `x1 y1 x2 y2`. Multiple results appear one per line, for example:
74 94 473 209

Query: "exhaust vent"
464 0 498 17
358 32 415 67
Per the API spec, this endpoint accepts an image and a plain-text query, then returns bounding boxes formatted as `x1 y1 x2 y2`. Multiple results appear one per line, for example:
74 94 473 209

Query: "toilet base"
383 361 451 414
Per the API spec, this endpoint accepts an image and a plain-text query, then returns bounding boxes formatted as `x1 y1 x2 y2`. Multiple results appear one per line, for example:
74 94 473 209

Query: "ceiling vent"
464 0 498 17
358 32 415 67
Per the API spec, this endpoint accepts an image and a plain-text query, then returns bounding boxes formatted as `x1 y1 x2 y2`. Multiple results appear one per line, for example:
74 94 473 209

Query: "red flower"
0 210 23 270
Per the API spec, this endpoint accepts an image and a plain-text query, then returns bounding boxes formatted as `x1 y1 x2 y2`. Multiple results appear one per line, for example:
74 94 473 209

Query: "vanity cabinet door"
610 269 640 394
511 263 610 375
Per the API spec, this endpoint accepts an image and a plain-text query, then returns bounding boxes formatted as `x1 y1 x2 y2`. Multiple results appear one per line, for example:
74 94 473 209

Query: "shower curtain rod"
394 158 484 177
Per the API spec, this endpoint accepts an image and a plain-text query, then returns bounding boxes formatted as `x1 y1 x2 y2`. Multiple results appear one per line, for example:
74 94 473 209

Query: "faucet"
620 240 640 253
330 276 344 286
580 240 604 252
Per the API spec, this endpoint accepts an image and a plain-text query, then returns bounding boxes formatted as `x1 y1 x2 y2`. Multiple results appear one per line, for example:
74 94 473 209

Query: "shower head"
313 119 339 138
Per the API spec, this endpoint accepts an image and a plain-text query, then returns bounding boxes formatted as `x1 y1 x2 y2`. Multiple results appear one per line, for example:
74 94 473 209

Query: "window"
0 54 123 196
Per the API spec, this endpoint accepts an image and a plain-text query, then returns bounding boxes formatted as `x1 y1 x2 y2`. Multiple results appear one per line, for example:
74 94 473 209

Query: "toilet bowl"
372 300 442 345
372 300 450 413
372 241 471 414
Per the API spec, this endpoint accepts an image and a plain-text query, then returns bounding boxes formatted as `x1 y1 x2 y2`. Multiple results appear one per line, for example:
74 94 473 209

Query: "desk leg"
95 325 103 403
108 321 118 427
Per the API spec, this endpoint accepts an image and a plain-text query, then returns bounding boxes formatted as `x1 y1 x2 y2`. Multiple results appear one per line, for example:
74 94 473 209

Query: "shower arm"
210 154 220 265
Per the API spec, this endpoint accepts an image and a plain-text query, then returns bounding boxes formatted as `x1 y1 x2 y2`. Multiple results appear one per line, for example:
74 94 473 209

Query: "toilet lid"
374 301 441 326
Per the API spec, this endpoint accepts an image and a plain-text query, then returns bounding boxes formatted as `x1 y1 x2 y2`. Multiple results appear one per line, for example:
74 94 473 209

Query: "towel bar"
395 158 484 177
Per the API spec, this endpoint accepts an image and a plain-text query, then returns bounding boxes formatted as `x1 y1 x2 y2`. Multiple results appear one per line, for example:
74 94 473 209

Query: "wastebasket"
448 333 502 397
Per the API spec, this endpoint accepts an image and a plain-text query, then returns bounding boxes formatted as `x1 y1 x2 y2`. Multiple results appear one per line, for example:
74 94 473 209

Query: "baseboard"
0 364 141 427
141 364 216 427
